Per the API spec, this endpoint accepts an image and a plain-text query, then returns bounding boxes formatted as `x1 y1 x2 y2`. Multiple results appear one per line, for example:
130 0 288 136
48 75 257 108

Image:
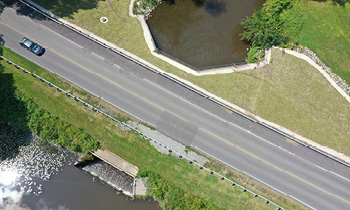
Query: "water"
146 0 266 69
78 158 134 197
0 136 159 210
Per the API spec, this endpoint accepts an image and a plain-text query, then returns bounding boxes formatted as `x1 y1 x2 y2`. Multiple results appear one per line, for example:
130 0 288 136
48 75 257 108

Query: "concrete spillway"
77 150 139 197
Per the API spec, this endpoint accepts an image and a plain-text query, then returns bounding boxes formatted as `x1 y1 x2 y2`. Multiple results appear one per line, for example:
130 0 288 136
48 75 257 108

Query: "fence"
1 54 285 210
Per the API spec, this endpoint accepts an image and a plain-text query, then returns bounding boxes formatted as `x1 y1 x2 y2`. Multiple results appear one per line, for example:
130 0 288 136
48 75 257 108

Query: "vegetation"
0 45 305 209
240 0 303 62
241 0 350 84
199 48 350 154
0 56 100 154
247 46 265 63
294 0 350 85
133 0 161 16
26 101 100 153
139 170 223 210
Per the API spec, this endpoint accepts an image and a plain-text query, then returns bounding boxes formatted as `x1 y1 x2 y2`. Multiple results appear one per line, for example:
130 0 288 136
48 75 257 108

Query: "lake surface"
0 137 159 210
146 0 266 69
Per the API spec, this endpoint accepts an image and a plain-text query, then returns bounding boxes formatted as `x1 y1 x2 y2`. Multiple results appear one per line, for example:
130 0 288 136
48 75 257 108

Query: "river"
0 135 159 210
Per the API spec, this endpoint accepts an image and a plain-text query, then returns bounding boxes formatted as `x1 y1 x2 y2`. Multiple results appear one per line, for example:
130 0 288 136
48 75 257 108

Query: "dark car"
19 37 44 56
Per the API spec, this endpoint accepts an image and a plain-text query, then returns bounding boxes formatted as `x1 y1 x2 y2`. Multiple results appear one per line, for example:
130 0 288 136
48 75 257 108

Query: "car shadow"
0 34 5 45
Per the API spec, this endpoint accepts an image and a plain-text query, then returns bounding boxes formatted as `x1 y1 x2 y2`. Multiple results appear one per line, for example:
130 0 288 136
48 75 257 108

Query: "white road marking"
91 52 105 60
315 164 328 172
289 195 317 210
314 164 350 183
242 171 287 195
144 78 302 158
278 146 295 156
23 15 84 49
329 171 350 183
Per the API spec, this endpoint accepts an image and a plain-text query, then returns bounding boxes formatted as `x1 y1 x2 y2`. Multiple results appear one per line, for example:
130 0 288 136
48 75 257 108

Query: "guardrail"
19 0 350 169
1 55 285 210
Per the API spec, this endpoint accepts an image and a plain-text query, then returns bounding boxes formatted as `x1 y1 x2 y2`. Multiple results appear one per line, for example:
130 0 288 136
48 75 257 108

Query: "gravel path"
128 121 208 165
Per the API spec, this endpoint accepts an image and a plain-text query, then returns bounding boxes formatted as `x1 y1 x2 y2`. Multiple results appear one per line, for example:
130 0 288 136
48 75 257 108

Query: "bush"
240 0 303 48
138 169 223 210
0 70 100 154
247 46 265 63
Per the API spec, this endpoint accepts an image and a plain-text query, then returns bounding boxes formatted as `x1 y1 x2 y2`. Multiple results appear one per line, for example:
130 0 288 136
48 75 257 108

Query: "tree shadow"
331 0 348 6
312 0 349 6
193 0 205 7
27 0 104 19
205 0 226 17
163 0 178 5
0 47 31 160
0 0 104 21
0 0 17 15
0 0 48 21
0 34 5 45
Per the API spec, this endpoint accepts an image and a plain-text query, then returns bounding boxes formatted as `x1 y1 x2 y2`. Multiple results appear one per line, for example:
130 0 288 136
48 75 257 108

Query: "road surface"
0 2 349 209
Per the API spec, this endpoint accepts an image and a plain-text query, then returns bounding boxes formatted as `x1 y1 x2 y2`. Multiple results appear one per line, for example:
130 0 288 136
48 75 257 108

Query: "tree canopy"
240 0 303 49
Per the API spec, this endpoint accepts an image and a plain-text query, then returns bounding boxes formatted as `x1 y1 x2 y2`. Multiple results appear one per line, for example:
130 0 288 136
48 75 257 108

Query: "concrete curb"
23 0 350 166
281 48 350 103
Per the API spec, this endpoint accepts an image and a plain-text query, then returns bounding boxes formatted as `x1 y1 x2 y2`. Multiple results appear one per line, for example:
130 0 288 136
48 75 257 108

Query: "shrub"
0 71 100 154
247 46 265 63
240 0 303 49
138 169 223 210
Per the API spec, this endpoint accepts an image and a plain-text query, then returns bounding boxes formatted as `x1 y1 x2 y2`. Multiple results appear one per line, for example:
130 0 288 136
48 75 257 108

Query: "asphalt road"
1 2 350 209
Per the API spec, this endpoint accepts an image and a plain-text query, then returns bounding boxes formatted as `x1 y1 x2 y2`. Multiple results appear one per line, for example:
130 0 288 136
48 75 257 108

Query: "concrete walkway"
91 149 138 177
135 178 147 196
281 48 350 104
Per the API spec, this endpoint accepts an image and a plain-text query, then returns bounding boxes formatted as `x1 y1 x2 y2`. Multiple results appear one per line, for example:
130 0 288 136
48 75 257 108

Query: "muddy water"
0 138 159 210
146 0 266 69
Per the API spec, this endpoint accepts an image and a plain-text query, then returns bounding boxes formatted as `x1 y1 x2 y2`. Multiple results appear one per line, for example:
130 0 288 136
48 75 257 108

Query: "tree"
240 0 302 48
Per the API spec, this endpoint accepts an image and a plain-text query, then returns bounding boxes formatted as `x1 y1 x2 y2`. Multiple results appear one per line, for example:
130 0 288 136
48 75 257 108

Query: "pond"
146 0 266 69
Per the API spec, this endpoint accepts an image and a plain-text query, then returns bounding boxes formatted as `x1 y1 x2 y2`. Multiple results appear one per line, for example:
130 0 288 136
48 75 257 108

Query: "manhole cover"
100 17 108 23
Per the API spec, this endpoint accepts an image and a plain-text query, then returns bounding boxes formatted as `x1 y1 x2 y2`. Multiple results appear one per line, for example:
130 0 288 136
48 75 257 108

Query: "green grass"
197 49 350 154
295 0 350 84
0 45 307 209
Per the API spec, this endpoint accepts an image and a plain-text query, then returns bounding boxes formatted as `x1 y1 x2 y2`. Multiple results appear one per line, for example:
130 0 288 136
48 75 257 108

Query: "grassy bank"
29 0 350 157
198 49 350 154
0 46 305 209
295 0 350 85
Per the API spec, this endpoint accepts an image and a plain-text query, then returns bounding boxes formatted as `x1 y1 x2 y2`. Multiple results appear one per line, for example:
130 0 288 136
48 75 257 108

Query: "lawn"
196 49 350 154
1 45 307 209
295 0 350 84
